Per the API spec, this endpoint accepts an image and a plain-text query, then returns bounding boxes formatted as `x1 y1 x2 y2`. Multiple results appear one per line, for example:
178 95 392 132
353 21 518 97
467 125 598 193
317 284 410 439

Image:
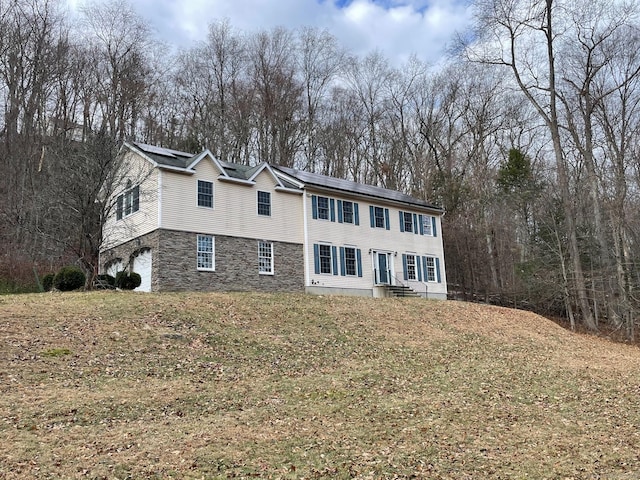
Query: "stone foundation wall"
99 231 160 290
101 229 304 293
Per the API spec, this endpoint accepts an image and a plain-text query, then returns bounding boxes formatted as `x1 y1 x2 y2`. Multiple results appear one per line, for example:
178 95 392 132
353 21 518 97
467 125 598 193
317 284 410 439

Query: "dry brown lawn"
2 291 640 479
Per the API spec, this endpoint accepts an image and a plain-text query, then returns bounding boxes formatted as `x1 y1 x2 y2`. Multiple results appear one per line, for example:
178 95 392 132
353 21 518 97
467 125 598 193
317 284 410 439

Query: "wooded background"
2 0 640 337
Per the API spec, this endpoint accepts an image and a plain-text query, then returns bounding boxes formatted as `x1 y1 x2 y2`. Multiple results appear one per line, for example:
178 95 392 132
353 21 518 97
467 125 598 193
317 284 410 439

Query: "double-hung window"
116 180 140 220
371 206 389 229
197 180 213 208
422 215 433 236
337 200 359 224
317 196 330 220
339 246 362 277
313 243 337 275
403 212 413 233
124 185 133 215
406 254 417 280
375 207 385 228
318 244 332 274
258 241 273 274
197 235 214 271
344 247 357 276
342 201 353 224
425 256 436 282
312 195 336 221
257 191 271 216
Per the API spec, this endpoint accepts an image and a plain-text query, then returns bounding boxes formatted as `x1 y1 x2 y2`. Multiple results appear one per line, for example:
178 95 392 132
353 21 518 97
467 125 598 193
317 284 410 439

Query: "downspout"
157 170 163 229
303 189 311 288
156 170 162 293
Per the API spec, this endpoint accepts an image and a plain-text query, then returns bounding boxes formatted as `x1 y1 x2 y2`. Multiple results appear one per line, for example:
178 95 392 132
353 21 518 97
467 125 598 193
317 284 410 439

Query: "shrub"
53 266 86 291
42 273 55 292
115 271 142 290
95 274 116 289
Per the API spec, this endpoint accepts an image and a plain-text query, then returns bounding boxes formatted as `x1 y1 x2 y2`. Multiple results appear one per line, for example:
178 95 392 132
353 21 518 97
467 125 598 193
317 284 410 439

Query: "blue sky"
68 0 474 66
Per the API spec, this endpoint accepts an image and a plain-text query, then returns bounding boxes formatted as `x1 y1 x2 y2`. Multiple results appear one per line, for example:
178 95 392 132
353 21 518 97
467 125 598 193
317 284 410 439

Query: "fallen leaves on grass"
2 292 640 478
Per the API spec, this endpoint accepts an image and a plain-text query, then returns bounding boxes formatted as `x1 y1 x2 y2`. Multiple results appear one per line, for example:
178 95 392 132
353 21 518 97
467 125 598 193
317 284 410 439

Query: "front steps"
385 285 420 298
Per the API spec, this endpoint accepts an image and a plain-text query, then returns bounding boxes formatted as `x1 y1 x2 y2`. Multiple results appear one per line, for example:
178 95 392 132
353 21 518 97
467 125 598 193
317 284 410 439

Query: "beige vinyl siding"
161 161 303 243
305 191 446 296
159 158 218 232
101 152 159 250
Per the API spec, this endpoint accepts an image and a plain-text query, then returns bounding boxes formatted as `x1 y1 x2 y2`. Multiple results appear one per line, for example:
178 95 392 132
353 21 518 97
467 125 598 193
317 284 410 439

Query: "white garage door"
133 250 152 292
106 259 124 277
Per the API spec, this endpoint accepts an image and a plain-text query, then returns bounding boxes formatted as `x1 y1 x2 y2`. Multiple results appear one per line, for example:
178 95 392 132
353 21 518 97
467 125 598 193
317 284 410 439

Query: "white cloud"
73 0 473 65
332 0 472 64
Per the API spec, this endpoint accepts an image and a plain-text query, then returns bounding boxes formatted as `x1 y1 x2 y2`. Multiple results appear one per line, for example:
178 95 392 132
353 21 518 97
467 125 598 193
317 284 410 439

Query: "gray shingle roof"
219 160 261 181
274 166 442 212
133 142 195 169
129 142 442 212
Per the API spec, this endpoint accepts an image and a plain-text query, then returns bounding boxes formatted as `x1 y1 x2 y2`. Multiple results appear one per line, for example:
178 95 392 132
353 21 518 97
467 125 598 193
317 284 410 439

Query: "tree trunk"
544 0 596 329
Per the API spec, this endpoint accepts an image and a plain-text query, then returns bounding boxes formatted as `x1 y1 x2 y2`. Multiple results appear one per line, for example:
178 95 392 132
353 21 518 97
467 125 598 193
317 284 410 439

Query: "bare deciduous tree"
466 0 596 329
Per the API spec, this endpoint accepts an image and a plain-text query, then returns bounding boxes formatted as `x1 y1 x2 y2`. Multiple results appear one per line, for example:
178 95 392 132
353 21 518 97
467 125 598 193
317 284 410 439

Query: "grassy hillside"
2 292 640 479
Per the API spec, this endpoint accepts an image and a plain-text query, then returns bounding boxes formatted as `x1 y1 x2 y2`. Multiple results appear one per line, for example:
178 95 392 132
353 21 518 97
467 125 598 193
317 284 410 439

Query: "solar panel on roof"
163 147 194 158
136 143 177 159
135 143 195 159
275 165 442 211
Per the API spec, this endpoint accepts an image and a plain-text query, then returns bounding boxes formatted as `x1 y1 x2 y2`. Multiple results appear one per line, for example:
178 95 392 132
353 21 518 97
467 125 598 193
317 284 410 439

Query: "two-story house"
99 142 447 299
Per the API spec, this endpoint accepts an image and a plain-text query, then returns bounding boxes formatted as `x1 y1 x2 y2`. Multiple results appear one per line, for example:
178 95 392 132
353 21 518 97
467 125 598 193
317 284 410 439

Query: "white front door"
133 250 152 292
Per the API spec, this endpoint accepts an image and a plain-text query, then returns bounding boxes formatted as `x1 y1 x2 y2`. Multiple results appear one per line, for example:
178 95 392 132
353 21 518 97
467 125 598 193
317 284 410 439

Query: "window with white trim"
197 180 213 208
257 191 271 216
258 241 273 274
344 247 357 276
317 196 330 220
403 212 413 233
319 244 332 274
406 254 417 280
116 180 140 220
425 256 438 282
197 235 214 270
342 201 354 224
314 244 339 276
422 215 433 236
374 206 385 228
